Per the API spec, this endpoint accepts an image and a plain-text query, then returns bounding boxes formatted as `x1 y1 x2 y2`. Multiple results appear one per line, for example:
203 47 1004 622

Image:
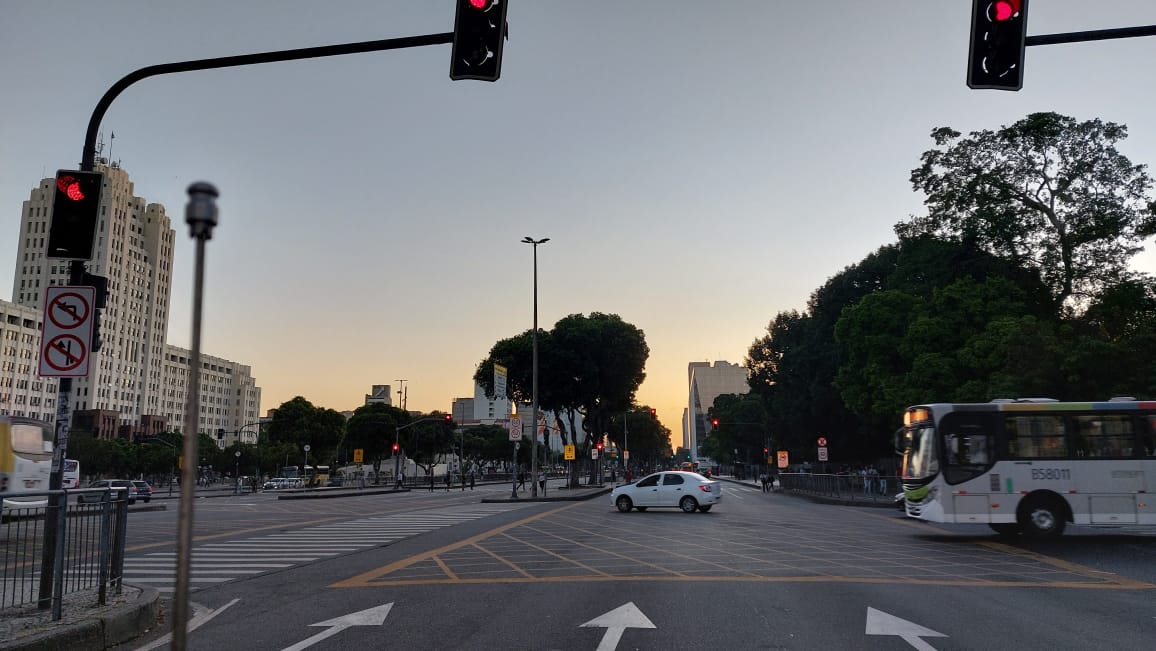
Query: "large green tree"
901 112 1156 311
344 403 409 471
265 396 345 464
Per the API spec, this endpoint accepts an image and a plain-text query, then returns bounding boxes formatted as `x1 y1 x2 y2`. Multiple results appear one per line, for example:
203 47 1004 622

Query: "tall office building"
8 161 260 441
687 360 749 460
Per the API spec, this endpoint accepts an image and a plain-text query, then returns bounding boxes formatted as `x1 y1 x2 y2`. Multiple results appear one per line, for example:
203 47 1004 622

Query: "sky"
3 2 1156 440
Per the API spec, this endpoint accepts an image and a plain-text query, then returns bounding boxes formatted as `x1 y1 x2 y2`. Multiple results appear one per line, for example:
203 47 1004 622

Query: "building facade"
687 360 750 460
0 300 58 420
8 162 261 440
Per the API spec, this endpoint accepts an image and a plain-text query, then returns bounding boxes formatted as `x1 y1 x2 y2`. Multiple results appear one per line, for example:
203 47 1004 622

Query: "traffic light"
392 442 399 452
967 0 1029 91
450 0 508 82
711 418 719 428
47 170 103 259
649 408 656 417
83 272 108 352
444 414 453 424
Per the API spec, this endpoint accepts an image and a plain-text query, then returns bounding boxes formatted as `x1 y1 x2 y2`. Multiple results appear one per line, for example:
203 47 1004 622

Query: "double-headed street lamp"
522 236 549 497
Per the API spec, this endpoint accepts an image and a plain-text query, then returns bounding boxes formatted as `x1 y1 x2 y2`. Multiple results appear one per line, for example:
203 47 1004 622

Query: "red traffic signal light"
392 442 399 452
450 0 508 82
444 414 453 423
47 170 103 260
649 408 657 417
764 447 769 454
967 0 1029 91
596 443 603 451
711 418 719 428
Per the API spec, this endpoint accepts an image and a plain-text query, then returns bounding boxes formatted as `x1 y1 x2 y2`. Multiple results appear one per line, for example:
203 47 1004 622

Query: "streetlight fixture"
522 235 549 497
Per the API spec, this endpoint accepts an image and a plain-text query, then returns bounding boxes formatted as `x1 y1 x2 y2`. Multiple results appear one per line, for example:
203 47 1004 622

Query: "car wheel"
989 523 1019 536
679 496 698 513
698 505 712 513
615 496 633 513
1018 495 1066 538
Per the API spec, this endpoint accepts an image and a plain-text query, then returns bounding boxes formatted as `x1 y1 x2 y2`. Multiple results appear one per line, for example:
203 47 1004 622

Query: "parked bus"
63 459 80 489
899 398 1156 538
0 416 53 512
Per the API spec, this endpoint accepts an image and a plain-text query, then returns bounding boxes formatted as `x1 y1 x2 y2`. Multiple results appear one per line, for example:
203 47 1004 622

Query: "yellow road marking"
331 502 583 588
433 555 459 581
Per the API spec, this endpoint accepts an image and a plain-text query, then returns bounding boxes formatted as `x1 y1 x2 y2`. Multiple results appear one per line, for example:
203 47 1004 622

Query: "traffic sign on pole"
508 416 522 441
818 447 829 462
817 436 828 447
39 286 95 378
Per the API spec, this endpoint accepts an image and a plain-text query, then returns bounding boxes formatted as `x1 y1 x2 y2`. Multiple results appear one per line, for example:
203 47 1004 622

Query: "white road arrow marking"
580 601 656 651
280 602 394 651
865 607 947 651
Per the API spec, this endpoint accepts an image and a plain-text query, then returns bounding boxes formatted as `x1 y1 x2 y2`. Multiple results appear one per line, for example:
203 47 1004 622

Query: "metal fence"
1 488 129 619
777 472 900 505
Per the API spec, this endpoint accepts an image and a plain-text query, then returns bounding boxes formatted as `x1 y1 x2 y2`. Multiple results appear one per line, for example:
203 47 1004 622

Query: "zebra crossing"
117 503 530 593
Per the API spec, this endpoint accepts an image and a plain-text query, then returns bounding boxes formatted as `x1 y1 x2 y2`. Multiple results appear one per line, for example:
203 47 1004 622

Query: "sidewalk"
714 474 897 509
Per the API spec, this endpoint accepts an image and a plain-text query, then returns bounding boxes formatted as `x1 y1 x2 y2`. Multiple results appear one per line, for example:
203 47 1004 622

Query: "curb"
0 586 160 651
481 486 612 504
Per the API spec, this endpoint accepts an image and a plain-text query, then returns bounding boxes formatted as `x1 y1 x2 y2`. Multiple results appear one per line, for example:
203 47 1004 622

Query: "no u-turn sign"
39 286 96 378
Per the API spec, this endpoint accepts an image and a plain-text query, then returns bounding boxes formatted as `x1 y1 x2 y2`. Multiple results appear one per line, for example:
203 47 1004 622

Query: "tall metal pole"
522 236 548 497
172 182 218 650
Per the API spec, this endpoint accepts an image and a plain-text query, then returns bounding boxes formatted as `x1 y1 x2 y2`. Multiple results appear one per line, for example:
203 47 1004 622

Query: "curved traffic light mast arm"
1026 24 1156 47
80 32 453 171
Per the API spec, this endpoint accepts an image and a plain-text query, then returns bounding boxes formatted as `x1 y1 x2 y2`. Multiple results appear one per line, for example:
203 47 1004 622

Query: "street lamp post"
303 444 311 486
233 451 241 495
522 236 549 497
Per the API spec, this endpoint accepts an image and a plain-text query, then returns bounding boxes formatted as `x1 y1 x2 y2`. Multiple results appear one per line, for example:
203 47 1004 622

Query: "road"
115 480 1156 650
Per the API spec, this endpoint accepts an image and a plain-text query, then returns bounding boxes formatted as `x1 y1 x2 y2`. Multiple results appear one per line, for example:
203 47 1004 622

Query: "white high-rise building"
8 162 260 440
687 360 749 460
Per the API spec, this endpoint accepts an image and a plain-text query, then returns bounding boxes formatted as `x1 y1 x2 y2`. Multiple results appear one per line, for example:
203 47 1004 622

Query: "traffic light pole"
78 32 453 171
1025 24 1156 47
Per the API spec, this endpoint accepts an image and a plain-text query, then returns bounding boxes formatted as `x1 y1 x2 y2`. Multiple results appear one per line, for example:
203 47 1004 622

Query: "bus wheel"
1019 495 1066 538
989 523 1020 536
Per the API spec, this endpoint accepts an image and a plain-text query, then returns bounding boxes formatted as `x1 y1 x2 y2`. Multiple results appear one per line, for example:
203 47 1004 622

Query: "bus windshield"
903 425 938 481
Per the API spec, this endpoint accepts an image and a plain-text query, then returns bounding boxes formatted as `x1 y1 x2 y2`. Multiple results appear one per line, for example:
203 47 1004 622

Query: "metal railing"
1 488 129 619
777 472 900 505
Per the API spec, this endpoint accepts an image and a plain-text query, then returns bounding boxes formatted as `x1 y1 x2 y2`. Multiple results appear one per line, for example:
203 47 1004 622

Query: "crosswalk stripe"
120 503 531 592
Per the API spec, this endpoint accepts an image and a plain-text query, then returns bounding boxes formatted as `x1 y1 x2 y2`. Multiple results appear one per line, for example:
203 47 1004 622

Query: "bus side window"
1073 415 1133 458
1145 416 1156 457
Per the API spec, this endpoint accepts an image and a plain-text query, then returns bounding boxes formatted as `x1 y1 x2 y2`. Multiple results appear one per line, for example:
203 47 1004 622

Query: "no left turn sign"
39 286 96 378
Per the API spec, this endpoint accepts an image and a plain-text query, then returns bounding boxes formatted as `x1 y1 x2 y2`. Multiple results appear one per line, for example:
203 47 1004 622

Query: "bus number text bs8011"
1031 468 1071 480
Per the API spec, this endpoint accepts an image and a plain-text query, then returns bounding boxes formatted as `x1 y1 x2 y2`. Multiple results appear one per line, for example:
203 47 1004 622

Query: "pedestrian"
469 472 475 490
760 471 770 493
517 469 526 491
538 470 546 493
445 472 451 492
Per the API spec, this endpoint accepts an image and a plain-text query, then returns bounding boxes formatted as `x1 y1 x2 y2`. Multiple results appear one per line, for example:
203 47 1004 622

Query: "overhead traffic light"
47 170 103 259
450 0 508 82
392 442 399 452
967 0 1029 91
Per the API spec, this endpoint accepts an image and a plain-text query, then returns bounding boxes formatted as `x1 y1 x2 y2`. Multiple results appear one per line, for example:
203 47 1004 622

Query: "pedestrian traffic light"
967 0 1029 91
47 170 103 259
450 0 508 82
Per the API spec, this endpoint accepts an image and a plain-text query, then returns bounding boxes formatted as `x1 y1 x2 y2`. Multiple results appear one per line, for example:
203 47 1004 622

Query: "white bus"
0 416 53 512
899 398 1156 537
63 458 80 489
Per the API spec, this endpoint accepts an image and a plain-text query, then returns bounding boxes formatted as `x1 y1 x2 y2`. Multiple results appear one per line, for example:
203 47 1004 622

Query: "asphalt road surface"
115 481 1156 650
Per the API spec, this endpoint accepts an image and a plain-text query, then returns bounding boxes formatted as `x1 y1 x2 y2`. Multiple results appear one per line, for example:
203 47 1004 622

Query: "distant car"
610 471 722 513
78 479 138 505
131 481 153 503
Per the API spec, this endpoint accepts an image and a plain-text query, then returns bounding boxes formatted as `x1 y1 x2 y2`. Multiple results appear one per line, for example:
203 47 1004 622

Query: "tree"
344 403 409 472
902 112 1156 312
265 396 345 464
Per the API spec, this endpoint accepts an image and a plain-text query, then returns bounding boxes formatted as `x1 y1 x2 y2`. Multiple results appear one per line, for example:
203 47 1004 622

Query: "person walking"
760 471 770 493
469 472 475 490
445 472 452 492
538 470 546 493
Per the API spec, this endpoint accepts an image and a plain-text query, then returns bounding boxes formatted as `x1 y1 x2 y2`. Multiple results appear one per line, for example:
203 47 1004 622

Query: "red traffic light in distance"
468 0 489 8
649 408 657 417
711 418 719 427
392 442 399 452
444 414 452 422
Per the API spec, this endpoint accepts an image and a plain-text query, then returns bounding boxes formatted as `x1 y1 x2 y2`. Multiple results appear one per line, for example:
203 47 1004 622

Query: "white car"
610 471 722 513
